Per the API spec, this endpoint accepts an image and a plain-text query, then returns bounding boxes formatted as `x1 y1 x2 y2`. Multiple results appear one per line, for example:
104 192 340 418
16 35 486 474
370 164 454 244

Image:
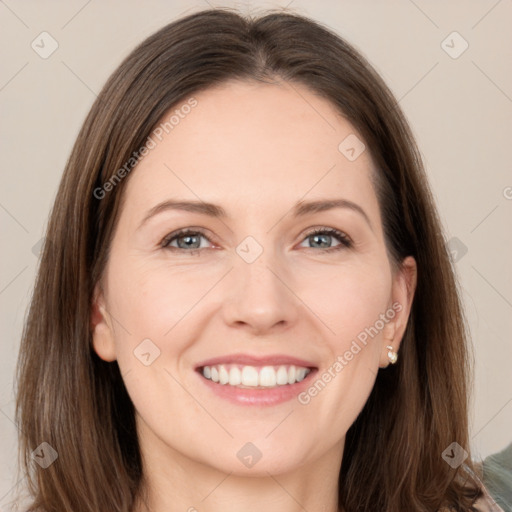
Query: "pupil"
312 234 330 248
179 235 200 249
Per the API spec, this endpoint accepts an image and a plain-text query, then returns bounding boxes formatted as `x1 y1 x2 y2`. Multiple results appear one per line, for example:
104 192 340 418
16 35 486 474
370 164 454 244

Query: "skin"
91 79 417 512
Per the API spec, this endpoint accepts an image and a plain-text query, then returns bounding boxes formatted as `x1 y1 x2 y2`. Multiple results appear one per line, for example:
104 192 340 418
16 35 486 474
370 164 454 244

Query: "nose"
220 245 300 335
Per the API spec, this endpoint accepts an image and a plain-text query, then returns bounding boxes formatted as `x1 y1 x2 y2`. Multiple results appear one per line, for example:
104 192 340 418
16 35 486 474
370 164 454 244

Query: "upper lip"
195 353 318 370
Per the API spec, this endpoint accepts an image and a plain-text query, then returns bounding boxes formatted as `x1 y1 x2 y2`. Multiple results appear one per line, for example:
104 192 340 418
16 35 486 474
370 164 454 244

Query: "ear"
379 256 417 368
91 283 117 362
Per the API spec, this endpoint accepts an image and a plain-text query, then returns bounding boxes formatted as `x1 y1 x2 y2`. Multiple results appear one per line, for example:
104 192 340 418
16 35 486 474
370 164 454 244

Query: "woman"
14 8 503 512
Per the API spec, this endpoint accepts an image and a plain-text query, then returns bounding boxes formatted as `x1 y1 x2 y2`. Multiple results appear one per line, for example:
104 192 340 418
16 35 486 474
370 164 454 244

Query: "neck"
133 418 344 512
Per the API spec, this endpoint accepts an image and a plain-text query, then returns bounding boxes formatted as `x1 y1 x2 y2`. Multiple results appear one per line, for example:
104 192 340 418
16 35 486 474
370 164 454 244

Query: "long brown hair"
14 8 482 511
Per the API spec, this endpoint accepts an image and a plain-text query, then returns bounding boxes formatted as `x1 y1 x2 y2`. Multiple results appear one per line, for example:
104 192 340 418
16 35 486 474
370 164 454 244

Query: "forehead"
121 79 380 222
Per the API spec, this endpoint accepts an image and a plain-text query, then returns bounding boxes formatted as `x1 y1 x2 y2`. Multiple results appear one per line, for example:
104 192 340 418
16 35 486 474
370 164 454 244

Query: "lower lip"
196 369 318 406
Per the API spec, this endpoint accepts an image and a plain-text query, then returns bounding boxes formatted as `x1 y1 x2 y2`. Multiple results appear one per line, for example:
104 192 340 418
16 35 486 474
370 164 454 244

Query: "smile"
201 364 311 388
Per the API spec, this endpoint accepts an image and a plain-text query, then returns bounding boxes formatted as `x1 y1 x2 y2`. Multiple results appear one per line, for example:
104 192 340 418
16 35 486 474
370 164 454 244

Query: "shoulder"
439 456 509 512
465 442 512 512
437 482 504 512
472 484 505 512
437 487 504 512
480 443 512 512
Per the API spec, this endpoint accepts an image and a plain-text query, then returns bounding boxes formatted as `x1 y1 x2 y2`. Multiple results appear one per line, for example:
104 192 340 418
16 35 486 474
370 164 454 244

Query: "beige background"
1 0 511 506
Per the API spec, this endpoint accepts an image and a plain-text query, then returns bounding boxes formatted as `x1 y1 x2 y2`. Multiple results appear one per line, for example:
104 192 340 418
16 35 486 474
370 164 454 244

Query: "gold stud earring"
386 345 398 364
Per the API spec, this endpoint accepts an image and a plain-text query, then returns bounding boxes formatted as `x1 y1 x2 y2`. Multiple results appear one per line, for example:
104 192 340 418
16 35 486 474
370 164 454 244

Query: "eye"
299 227 353 252
161 227 353 255
161 228 213 254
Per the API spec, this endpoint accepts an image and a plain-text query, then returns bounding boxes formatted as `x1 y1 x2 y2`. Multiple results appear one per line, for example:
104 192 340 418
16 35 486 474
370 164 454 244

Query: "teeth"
288 365 296 383
296 368 307 382
218 365 229 385
241 366 259 386
276 366 288 385
229 366 241 386
259 366 276 387
201 364 312 388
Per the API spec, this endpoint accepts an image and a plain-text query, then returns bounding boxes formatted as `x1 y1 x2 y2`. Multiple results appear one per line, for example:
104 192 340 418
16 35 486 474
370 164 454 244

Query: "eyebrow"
293 199 372 230
138 198 373 230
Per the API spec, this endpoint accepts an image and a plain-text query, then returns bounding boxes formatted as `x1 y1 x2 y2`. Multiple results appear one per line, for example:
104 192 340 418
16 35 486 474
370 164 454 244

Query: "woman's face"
92 79 416 476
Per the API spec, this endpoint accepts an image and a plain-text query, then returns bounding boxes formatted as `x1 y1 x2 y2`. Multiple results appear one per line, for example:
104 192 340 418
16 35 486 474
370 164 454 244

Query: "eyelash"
160 227 353 255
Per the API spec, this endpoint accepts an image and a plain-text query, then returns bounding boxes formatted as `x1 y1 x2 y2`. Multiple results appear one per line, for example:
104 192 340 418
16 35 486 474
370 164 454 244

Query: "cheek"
107 259 211 341
299 259 392 346
295 261 392 431
104 260 209 419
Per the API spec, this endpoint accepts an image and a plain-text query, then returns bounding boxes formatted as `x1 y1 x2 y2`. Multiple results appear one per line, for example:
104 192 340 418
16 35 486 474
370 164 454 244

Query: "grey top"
438 445 511 512
481 442 512 512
